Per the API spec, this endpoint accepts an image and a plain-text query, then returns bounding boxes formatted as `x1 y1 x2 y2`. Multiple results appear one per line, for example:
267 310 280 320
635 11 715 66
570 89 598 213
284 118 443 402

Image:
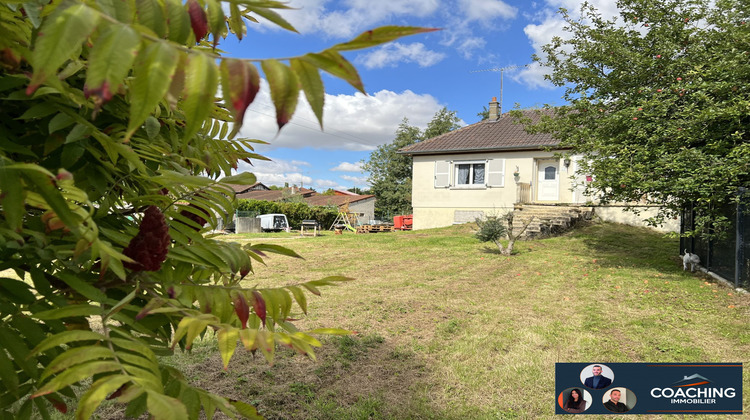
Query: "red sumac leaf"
251 290 266 326
187 0 208 42
220 59 260 137
233 292 249 329
45 395 67 413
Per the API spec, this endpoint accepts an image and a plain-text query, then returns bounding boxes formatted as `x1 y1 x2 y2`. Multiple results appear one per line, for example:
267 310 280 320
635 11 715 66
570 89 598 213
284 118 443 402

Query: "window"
434 159 505 188
456 162 485 185
544 166 556 180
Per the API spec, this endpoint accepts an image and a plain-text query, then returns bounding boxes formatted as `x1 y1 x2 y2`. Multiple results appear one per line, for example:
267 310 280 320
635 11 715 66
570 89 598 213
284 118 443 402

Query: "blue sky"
222 0 620 190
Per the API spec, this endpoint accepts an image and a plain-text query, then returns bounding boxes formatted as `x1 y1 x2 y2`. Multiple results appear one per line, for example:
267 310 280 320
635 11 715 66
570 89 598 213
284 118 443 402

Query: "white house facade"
400 99 678 232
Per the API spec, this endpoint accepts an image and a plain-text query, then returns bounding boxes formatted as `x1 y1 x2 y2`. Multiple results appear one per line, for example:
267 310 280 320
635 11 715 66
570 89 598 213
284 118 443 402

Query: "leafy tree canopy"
362 107 461 219
0 0 431 418
529 0 750 235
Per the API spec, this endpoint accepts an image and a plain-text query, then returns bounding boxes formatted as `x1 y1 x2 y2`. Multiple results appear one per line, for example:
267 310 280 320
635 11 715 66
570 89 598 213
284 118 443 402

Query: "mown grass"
29 222 747 419
154 222 749 420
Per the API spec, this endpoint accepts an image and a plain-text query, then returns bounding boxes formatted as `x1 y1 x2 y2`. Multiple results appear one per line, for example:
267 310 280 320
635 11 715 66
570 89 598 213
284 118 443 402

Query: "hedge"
236 200 339 230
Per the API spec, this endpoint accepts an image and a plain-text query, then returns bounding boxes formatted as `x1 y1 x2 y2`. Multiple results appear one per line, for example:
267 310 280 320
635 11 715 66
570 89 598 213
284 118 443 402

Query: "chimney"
489 97 499 121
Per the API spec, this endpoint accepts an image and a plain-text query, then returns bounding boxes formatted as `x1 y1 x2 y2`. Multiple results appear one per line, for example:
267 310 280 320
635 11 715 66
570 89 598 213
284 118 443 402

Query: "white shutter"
434 160 450 188
486 159 505 187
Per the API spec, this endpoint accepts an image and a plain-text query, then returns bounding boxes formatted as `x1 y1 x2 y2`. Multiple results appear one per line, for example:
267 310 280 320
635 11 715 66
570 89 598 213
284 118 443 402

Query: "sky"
220 0 621 191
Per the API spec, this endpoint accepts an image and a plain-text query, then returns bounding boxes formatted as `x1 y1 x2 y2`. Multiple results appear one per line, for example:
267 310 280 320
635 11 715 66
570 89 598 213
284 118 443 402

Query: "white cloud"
331 162 363 172
313 179 339 188
340 174 368 185
238 79 447 151
235 158 313 187
356 42 446 69
268 0 440 38
519 0 623 88
458 0 517 23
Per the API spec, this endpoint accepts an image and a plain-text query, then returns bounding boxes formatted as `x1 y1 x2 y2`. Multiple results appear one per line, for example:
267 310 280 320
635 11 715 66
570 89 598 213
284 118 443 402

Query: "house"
226 182 270 195
237 185 376 225
399 98 679 233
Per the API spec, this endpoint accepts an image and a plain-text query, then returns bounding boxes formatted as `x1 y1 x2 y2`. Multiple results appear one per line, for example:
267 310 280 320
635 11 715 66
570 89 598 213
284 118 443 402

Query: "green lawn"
155 222 749 419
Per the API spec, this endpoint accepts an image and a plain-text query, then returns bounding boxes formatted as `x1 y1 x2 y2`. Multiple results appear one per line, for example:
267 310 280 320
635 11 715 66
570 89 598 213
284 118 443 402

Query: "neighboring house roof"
227 182 269 194
399 109 560 155
333 189 358 196
304 194 374 207
236 187 373 208
236 186 315 201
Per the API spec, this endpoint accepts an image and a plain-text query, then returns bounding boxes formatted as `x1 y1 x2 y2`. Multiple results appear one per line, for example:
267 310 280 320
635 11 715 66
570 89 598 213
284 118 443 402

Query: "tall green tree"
530 0 750 235
0 1 430 418
363 108 461 218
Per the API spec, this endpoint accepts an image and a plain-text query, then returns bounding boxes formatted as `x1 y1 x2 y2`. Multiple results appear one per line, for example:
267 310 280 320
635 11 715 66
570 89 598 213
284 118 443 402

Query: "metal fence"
680 188 749 289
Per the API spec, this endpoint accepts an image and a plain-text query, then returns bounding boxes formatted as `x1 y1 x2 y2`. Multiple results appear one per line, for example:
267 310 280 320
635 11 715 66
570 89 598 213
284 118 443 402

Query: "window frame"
453 160 487 189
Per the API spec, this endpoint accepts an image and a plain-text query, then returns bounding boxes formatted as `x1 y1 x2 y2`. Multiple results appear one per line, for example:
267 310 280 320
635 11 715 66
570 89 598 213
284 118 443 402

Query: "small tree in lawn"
0 1 433 418
475 212 534 256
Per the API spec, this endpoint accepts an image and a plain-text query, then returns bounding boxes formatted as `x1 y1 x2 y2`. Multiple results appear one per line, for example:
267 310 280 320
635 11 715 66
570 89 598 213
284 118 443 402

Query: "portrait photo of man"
583 364 612 389
603 388 632 413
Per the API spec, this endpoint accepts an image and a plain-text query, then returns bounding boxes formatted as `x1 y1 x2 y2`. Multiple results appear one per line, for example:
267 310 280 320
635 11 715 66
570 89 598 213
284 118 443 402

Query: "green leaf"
76 375 131 420
48 113 75 134
85 24 140 100
31 330 106 356
0 277 35 304
146 390 188 420
164 0 191 43
135 0 167 38
290 58 325 129
286 285 307 315
302 51 364 93
104 289 137 320
331 26 440 51
245 243 302 259
127 42 179 137
261 59 299 129
228 3 246 41
230 401 263 420
33 304 101 320
40 346 114 382
32 361 122 398
307 328 352 335
56 271 107 302
245 5 297 33
219 172 256 185
28 4 100 93
238 328 256 350
0 343 19 395
182 53 219 141
0 167 24 232
206 0 224 43
217 328 238 370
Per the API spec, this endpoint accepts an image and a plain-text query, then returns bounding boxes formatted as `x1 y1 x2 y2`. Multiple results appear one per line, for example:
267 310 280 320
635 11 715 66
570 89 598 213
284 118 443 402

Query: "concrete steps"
511 204 594 239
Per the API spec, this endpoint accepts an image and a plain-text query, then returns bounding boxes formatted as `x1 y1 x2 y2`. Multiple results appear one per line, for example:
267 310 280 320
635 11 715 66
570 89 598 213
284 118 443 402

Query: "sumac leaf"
290 58 324 129
220 59 260 137
127 42 178 137
261 59 299 129
332 26 440 51
251 290 266 327
187 0 208 42
233 292 249 329
182 53 218 141
28 4 100 94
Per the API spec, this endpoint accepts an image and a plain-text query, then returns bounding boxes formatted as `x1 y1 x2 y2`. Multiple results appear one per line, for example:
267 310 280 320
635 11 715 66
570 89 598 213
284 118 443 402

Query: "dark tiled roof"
226 182 268 193
304 194 374 207
399 110 559 155
236 189 373 207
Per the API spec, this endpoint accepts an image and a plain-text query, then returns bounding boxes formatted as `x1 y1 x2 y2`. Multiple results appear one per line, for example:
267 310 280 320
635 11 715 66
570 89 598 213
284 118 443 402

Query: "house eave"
398 144 570 156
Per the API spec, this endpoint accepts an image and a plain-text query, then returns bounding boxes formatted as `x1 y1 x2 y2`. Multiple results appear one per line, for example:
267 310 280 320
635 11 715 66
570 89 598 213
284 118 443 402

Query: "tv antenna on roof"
471 64 529 114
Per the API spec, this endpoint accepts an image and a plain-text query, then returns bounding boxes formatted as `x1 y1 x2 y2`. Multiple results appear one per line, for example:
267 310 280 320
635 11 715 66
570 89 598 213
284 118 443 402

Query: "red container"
393 215 404 230
402 214 413 230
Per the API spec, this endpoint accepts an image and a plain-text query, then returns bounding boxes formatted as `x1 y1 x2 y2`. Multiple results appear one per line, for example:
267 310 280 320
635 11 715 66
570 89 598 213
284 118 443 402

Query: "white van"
257 214 289 232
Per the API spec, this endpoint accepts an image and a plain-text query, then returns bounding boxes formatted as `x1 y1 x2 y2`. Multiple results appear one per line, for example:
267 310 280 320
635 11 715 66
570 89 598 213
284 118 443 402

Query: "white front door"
537 160 559 201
